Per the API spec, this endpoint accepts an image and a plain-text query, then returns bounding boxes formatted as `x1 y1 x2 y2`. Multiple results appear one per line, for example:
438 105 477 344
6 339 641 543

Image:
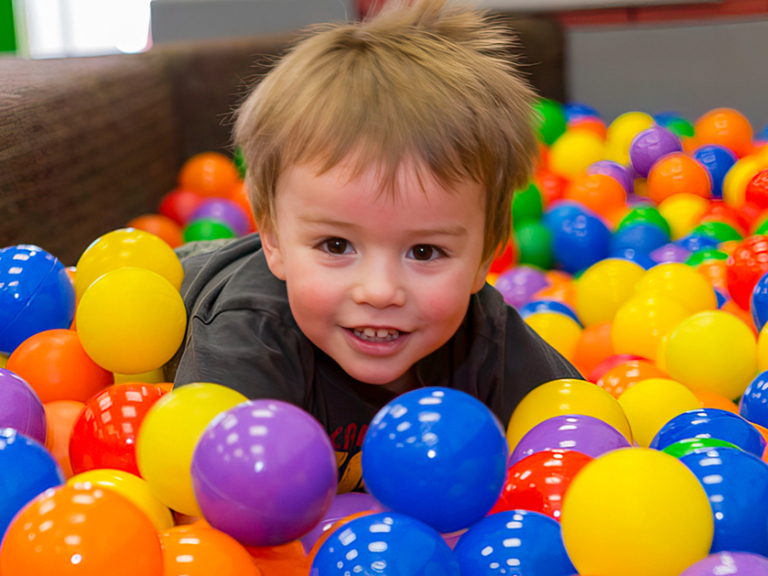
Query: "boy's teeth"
353 328 400 342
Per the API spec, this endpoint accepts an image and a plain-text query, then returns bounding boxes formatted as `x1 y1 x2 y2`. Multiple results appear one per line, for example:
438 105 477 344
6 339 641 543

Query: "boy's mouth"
350 327 405 343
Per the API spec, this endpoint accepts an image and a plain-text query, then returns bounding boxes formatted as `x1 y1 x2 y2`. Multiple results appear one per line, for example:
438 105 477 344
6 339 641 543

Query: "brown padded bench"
0 16 563 265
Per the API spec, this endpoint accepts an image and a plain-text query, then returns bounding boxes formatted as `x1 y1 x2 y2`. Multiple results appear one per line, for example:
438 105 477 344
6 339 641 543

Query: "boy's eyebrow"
301 217 467 237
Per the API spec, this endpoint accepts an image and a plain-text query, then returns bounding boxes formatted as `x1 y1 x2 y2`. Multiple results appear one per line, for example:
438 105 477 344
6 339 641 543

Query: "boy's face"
262 155 489 390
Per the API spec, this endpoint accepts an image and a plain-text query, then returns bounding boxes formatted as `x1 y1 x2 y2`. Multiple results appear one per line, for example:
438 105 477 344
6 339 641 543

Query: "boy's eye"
321 238 353 255
408 245 442 261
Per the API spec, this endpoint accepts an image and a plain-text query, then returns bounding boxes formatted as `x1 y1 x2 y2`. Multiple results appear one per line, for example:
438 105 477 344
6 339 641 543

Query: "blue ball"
757 122 768 143
563 102 600 123
0 245 75 355
654 111 685 126
454 510 576 576
693 145 738 200
650 408 767 458
611 223 670 256
740 371 768 429
543 201 586 232
680 447 768 556
715 288 728 309
362 387 508 534
519 300 582 327
751 271 768 331
310 512 460 576
676 234 719 252
548 208 611 275
0 428 65 536
609 247 656 270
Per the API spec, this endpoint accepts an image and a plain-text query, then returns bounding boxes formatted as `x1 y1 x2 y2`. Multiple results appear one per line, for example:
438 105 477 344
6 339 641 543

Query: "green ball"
515 221 553 270
662 438 740 459
664 118 695 139
184 219 237 243
692 221 743 243
532 98 566 146
512 183 543 229
234 146 247 179
618 206 671 237
755 218 768 236
686 248 729 268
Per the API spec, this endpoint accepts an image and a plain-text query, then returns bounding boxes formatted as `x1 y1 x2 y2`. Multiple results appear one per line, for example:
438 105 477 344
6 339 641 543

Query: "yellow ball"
634 263 717 314
561 448 713 576
114 368 165 384
657 193 710 240
68 469 174 532
549 131 606 180
759 323 768 373
136 383 247 517
75 228 184 301
665 310 757 399
524 312 582 362
723 155 768 208
612 294 690 361
617 378 701 447
605 112 655 166
506 378 631 451
576 258 646 326
0 354 6 369
76 268 186 375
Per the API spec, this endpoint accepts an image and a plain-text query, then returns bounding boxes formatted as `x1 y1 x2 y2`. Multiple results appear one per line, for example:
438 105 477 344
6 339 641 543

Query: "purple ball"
650 242 691 264
0 368 46 444
299 492 384 552
587 160 634 194
191 399 338 547
629 127 683 179
509 414 631 467
494 266 549 309
680 551 768 575
189 199 252 236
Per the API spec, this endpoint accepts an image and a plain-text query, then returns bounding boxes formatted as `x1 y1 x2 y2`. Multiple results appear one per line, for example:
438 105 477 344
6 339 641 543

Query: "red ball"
489 242 517 275
535 168 568 207
588 353 644 383
745 170 768 210
159 188 205 226
700 201 747 236
69 383 167 477
726 235 768 310
489 450 593 520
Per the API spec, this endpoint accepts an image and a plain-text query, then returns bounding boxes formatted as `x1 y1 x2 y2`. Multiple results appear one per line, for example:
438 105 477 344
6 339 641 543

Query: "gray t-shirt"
170 234 582 492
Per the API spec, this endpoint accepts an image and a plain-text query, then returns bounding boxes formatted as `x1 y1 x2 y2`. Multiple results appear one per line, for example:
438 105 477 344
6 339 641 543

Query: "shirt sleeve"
173 309 313 407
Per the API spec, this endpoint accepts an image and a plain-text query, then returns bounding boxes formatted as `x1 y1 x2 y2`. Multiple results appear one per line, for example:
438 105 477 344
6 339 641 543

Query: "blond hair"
234 0 538 262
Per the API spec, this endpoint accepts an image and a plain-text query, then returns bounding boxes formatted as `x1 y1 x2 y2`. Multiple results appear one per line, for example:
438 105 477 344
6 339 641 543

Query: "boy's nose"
351 260 407 309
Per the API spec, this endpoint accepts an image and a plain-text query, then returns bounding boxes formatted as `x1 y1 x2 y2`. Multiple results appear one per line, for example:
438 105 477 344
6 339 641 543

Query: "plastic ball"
680 447 768 555
0 428 65 536
506 378 631 451
69 384 166 477
658 193 711 240
693 221 743 243
648 153 712 204
701 201 750 234
618 205 670 235
723 155 768 208
126 214 184 249
0 368 46 444
136 383 247 517
509 414 630 466
650 242 692 265
551 208 611 274
564 173 626 218
561 448 713 576
635 262 718 314
532 98 566 146
617 378 700 447
572 322 615 376
663 438 739 459
575 258 644 326
68 469 174 532
681 552 768 576
535 168 568 205
746 169 768 209
0 483 164 576
519 299 581 326
159 188 205 225
0 245 75 355
160 524 262 576
514 222 553 269
694 145 738 200
663 117 696 139
693 390 740 414
300 493 384 553
456 510 576 575
189 198 253 236
629 127 682 179
311 512 460 576
494 265 549 309
687 248 728 267
739 370 768 428
611 246 657 269
570 117 607 140
227 181 257 230
6 329 113 403
512 182 543 228
677 234 719 253
587 160 634 193
564 102 600 123
751 271 768 330
695 108 754 158
74 228 183 301
698 259 729 291
488 242 516 275
650 408 766 457
611 294 690 361
184 218 237 242
595 359 668 399
44 400 83 478
248 539 307 576
549 130 605 180
524 313 582 362
605 112 655 166
612 223 670 256
178 152 240 198
76 268 186 374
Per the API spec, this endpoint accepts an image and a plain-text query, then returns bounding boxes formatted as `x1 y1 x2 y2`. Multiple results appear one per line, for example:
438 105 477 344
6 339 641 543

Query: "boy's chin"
338 360 412 389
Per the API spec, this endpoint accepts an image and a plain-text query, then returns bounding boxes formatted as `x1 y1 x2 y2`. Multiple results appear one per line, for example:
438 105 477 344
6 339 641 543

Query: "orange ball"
127 214 184 249
178 152 240 198
7 329 113 403
228 182 257 232
694 108 754 158
570 118 607 140
692 390 739 414
696 258 728 291
647 153 712 204
306 511 378 565
44 400 84 478
564 173 626 218
0 484 164 576
595 359 667 399
160 525 261 576
245 540 307 576
722 299 758 336
572 322 615 378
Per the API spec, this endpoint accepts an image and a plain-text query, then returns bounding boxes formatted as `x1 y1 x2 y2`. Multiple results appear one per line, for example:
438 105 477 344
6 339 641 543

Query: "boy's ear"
471 257 492 294
260 226 286 281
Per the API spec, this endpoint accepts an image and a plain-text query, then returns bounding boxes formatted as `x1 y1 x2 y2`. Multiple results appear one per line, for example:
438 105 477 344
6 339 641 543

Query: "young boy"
170 0 581 492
